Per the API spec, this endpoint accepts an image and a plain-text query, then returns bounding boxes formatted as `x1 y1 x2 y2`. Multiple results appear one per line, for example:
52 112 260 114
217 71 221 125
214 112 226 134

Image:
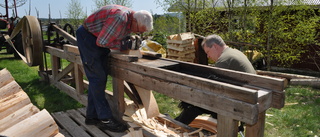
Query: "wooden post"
74 63 84 94
112 77 125 122
51 55 59 81
245 111 266 137
217 114 239 137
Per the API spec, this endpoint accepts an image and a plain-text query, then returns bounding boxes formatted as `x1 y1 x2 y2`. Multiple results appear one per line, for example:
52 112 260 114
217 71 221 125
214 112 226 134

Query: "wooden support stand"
38 41 286 136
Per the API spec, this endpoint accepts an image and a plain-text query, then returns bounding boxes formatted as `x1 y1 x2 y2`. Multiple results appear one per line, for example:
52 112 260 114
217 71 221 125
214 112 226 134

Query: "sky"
0 0 165 18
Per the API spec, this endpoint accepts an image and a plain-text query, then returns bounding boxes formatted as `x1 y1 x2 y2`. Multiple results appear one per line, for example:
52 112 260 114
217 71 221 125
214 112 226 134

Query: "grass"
1 48 319 136
0 49 83 112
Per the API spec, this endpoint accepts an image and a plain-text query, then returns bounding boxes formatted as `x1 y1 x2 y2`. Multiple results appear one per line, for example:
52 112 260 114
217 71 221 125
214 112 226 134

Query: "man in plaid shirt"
76 5 153 132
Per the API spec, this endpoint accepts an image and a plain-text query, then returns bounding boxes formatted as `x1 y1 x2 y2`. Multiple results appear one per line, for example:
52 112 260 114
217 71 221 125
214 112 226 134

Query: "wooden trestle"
39 43 286 137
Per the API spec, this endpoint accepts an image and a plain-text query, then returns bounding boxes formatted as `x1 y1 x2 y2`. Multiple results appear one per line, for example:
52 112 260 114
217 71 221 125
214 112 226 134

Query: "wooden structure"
5 15 287 136
0 68 63 137
40 41 286 136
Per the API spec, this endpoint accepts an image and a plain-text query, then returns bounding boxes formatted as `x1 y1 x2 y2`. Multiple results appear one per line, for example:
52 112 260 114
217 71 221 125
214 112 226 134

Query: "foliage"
92 0 132 10
265 85 320 136
0 50 83 112
151 14 185 46
264 5 320 67
66 0 86 28
186 1 320 69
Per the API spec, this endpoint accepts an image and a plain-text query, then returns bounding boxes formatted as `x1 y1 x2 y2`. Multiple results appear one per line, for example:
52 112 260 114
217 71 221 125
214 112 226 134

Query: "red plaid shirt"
83 5 134 50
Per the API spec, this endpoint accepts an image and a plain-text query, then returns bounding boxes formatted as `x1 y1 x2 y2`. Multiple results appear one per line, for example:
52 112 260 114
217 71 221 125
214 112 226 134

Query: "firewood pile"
166 32 196 62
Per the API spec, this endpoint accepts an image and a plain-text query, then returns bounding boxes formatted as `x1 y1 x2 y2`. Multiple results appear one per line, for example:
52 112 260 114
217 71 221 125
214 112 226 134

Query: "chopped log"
0 68 14 88
189 116 217 134
0 81 21 100
0 103 39 132
0 109 59 137
0 90 31 120
290 78 320 88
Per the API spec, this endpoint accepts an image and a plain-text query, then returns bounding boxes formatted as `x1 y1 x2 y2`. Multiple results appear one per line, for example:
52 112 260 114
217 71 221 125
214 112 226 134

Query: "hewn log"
0 68 14 88
0 91 31 120
0 81 21 100
1 109 59 137
111 58 258 105
0 104 39 132
290 78 320 88
111 66 259 125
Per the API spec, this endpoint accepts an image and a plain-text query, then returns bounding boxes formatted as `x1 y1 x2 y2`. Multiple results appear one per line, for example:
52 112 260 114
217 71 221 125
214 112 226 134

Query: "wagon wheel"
22 16 43 67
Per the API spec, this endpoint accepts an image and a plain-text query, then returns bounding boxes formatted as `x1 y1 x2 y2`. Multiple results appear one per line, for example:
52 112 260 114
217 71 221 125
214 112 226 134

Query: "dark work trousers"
76 25 112 120
175 102 217 125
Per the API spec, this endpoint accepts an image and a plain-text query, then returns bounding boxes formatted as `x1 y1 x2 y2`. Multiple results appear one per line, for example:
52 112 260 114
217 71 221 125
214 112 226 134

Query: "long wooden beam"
110 66 259 125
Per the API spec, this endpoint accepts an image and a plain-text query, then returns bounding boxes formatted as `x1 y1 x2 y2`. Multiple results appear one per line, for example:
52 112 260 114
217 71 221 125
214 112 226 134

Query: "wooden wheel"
21 16 43 67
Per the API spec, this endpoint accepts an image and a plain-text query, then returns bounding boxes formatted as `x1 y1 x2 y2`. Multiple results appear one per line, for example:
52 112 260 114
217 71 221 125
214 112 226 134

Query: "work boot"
98 118 128 132
85 118 100 125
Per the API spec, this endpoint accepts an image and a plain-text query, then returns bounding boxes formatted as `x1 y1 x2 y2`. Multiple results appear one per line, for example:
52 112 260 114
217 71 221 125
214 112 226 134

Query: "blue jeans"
76 25 113 120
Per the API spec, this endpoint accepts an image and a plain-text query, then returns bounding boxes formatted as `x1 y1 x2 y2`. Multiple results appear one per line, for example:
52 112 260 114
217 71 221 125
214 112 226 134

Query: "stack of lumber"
0 68 63 137
166 32 196 62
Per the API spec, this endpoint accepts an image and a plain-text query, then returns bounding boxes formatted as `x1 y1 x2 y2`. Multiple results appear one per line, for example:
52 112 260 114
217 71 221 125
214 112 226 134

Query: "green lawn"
0 49 319 136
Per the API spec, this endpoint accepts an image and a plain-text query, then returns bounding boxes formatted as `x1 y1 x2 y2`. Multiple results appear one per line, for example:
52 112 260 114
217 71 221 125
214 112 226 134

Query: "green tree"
66 0 86 28
151 14 185 46
93 0 132 9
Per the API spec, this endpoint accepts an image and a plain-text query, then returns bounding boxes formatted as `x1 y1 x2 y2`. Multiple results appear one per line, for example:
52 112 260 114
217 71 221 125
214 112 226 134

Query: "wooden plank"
257 70 318 80
52 79 88 106
0 91 31 120
174 59 287 92
64 44 80 55
45 46 82 65
55 63 74 81
134 85 160 118
110 53 139 62
155 114 194 133
111 58 258 105
53 24 77 45
0 68 14 88
245 111 266 137
52 112 91 137
111 66 259 125
77 108 130 136
124 82 142 105
141 51 162 58
0 104 39 132
66 110 110 137
40 71 88 106
1 109 59 137
217 114 238 137
0 81 21 100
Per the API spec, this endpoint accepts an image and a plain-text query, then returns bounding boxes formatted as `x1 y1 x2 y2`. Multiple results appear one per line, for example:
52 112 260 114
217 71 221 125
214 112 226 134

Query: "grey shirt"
215 47 256 74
